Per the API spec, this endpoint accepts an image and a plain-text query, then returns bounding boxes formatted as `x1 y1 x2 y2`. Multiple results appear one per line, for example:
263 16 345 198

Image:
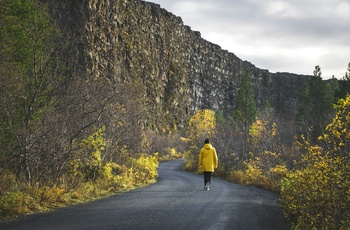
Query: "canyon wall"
46 0 309 126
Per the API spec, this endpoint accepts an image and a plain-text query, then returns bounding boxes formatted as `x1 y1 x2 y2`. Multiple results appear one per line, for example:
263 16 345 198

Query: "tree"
337 62 350 99
0 0 65 185
296 65 336 142
184 109 216 171
188 109 216 141
234 70 256 156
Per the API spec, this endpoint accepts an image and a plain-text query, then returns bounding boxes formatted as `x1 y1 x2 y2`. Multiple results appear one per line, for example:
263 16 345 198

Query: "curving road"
0 159 290 230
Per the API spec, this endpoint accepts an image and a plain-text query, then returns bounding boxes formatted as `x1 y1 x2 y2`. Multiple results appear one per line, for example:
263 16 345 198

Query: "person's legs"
207 172 212 184
203 172 212 190
203 172 209 184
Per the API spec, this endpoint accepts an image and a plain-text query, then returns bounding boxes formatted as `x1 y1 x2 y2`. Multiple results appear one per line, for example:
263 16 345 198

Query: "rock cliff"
45 0 310 126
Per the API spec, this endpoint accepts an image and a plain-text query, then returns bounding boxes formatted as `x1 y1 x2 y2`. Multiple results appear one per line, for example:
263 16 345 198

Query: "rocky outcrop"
45 0 309 126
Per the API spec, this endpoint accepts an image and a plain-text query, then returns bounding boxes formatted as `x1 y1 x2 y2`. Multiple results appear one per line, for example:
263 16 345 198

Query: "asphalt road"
0 159 291 230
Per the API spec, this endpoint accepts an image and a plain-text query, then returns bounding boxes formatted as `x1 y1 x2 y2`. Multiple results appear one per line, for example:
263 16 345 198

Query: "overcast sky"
148 0 350 79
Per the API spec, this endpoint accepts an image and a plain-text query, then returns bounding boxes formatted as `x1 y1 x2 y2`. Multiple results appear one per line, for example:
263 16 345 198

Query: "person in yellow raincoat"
198 138 218 190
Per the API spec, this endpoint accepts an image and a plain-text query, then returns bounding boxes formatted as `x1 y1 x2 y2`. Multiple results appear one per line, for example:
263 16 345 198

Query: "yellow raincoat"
198 143 218 172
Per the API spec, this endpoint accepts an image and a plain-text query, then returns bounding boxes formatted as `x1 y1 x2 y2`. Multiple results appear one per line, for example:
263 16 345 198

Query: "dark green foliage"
0 0 64 185
336 63 350 99
296 65 337 142
234 70 257 125
0 2 165 220
234 70 257 156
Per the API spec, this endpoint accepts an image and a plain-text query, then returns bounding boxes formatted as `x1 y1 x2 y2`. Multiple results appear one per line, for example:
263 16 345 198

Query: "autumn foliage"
185 94 349 229
0 1 163 220
1 1 350 228
184 109 216 171
280 95 350 229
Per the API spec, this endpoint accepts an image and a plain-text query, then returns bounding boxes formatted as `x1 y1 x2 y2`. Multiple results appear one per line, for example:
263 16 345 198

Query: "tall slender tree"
296 65 336 142
234 70 256 156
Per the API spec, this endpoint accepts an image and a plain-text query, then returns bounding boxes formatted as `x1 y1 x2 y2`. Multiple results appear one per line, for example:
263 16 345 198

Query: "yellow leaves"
250 119 266 135
101 162 116 181
281 146 350 229
188 109 216 140
130 153 159 184
249 119 273 139
228 153 286 191
248 119 278 148
81 127 106 152
35 186 65 204
0 185 67 219
68 127 107 180
270 164 287 175
0 190 29 217
80 126 106 165
281 95 350 228
249 119 266 144
319 95 350 157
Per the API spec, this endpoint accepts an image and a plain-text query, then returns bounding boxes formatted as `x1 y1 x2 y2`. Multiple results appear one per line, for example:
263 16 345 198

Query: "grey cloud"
149 0 350 78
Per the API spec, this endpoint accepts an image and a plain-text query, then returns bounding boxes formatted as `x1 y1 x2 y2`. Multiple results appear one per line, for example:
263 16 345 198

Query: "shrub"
0 191 29 218
101 162 118 181
129 153 159 184
280 95 350 229
183 147 199 172
227 152 287 192
228 158 270 190
269 164 288 191
281 149 350 229
36 186 65 205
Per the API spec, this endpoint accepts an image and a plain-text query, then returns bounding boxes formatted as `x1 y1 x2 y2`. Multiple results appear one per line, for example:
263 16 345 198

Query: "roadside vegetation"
0 0 182 220
183 70 350 229
1 1 349 229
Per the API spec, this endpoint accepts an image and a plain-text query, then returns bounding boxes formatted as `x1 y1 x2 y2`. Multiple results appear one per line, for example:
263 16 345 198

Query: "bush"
0 153 160 221
269 164 288 191
0 191 29 218
280 95 350 229
35 186 65 205
129 153 159 184
228 158 270 190
281 149 350 229
227 152 287 192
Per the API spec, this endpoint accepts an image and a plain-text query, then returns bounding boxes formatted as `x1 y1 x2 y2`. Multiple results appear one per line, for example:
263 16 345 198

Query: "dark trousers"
203 172 212 185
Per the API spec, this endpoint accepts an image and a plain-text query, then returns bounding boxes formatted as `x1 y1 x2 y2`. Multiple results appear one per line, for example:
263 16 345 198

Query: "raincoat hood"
204 143 212 150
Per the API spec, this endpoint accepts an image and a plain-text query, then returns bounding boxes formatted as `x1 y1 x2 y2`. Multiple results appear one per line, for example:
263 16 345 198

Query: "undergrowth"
0 153 160 221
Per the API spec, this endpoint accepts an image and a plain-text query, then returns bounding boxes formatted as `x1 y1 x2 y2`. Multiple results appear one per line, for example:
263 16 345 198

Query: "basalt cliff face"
46 0 309 126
